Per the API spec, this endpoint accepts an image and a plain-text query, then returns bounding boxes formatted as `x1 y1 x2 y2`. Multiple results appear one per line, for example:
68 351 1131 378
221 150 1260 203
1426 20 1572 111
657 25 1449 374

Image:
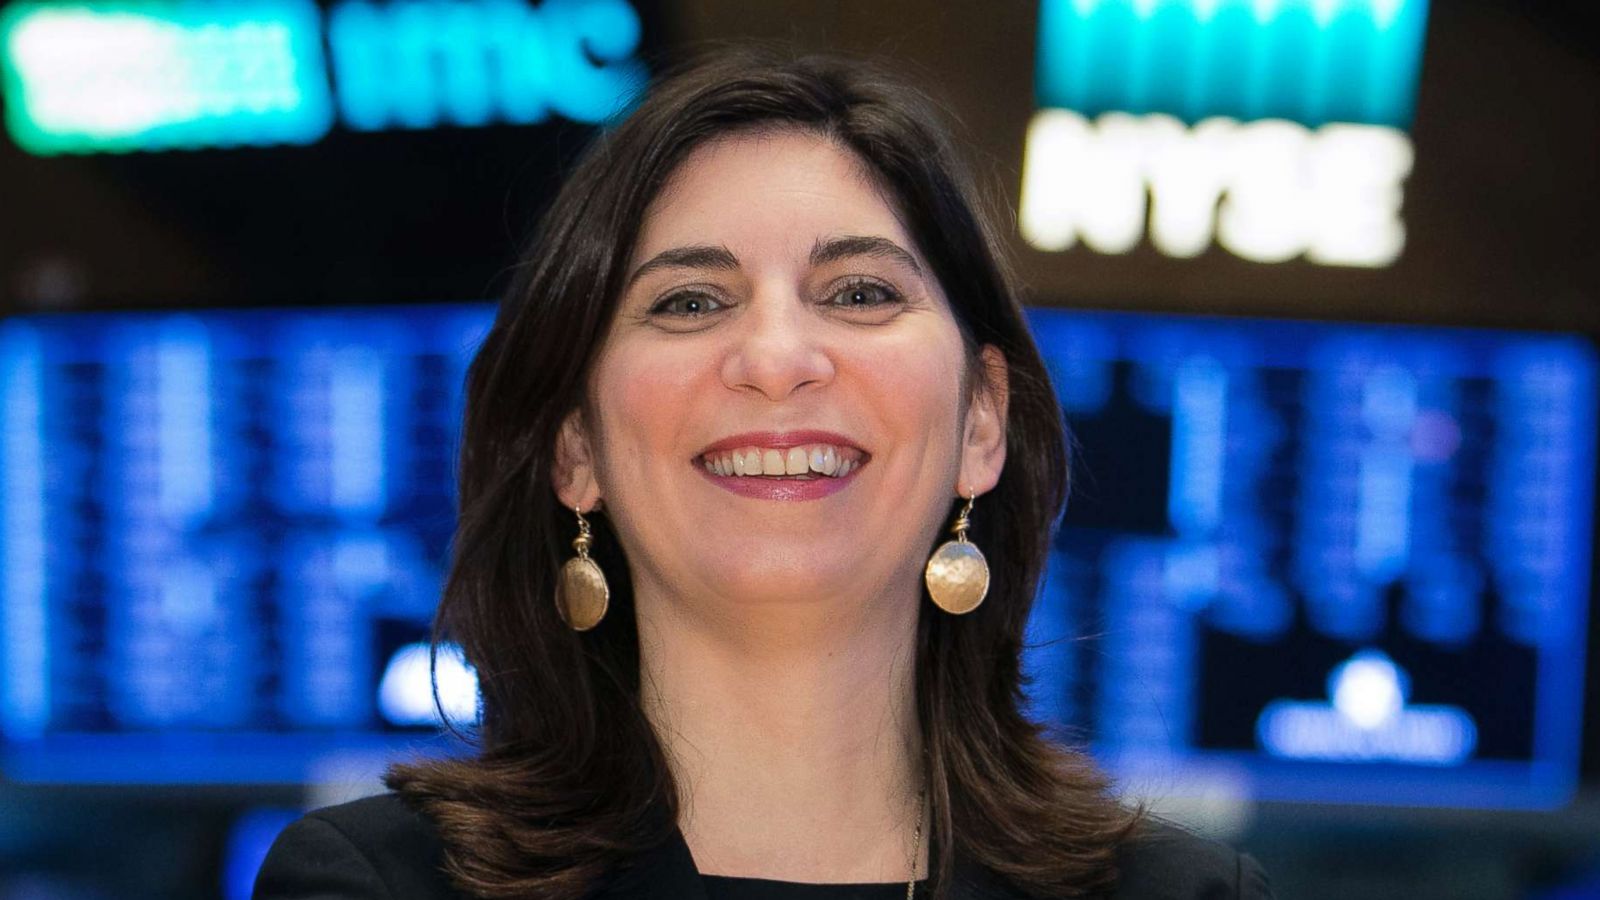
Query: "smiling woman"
255 45 1273 900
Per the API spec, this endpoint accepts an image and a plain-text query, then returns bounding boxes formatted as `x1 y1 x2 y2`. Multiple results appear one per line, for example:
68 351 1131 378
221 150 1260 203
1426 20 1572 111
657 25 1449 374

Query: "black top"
253 793 1275 900
702 875 918 900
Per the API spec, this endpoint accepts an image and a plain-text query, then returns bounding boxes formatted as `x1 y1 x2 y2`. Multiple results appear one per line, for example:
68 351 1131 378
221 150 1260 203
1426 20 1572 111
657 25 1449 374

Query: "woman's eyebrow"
624 236 921 292
626 244 739 290
809 234 922 274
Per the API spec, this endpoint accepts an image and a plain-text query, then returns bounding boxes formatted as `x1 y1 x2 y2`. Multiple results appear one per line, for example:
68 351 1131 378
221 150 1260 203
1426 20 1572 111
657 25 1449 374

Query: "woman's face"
554 128 1007 619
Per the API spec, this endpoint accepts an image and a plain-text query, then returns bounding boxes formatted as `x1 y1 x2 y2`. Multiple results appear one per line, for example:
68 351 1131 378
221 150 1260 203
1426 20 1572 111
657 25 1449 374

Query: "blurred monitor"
0 304 489 782
0 303 1593 808
1025 308 1596 809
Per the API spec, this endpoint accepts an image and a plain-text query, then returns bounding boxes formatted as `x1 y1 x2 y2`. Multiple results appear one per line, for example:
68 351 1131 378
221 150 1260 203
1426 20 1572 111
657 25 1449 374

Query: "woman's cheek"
593 342 693 464
854 336 964 418
603 332 690 394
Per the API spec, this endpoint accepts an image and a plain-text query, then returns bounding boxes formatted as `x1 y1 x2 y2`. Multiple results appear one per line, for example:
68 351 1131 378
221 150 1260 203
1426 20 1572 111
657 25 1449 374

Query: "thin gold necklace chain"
905 786 927 900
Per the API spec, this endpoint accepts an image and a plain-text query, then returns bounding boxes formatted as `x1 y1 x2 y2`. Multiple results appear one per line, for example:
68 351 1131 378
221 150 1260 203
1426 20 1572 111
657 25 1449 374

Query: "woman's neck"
636 587 926 883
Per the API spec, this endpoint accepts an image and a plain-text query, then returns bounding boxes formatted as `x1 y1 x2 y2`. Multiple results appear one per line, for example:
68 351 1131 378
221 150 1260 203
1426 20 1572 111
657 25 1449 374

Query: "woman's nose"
719 288 835 401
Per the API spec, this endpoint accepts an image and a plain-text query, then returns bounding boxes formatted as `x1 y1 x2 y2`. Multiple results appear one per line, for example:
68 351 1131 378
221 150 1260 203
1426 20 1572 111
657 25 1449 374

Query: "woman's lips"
693 457 863 500
697 429 864 456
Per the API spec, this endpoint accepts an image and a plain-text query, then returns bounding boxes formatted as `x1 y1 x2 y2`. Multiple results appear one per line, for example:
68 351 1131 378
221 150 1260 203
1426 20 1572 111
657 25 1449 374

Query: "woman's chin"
691 565 889 612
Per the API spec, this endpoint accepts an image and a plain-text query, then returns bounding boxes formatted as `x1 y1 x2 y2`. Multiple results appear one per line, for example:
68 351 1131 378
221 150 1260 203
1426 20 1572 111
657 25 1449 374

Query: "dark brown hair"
386 45 1141 899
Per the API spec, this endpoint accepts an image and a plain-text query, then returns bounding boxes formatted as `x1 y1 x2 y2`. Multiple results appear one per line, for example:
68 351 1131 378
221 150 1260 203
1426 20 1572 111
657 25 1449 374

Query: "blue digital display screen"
0 303 1593 808
0 305 490 782
1025 308 1596 809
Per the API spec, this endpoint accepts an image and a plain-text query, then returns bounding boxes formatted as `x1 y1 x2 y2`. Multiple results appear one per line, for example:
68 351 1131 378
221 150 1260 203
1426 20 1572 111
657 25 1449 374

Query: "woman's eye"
829 281 901 309
650 291 723 318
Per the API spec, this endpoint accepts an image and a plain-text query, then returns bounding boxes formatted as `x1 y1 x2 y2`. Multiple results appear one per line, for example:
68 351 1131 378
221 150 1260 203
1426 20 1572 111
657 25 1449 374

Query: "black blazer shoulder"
1108 818 1273 900
254 793 1274 900
254 793 455 900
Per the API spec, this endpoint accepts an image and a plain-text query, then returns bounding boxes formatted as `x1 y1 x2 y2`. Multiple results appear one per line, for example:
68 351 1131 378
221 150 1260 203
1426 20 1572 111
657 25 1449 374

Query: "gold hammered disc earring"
923 488 990 615
556 504 609 631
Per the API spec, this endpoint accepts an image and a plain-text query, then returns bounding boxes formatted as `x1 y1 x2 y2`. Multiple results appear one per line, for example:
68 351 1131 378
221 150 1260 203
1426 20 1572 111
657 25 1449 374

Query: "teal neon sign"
1022 0 1430 268
327 0 645 130
0 0 646 155
1036 0 1430 128
1 1 334 154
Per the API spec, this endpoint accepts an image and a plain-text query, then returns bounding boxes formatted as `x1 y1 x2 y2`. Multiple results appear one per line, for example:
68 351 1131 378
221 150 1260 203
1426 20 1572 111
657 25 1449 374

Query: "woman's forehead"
630 129 917 268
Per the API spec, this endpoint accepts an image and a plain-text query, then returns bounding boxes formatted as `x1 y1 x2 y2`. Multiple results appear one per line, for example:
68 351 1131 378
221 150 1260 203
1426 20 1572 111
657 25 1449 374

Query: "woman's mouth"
697 443 866 479
693 443 868 500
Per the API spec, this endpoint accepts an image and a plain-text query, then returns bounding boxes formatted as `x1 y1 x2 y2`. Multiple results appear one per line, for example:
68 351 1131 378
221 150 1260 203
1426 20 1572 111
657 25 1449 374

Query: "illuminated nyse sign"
1019 0 1429 267
0 0 646 155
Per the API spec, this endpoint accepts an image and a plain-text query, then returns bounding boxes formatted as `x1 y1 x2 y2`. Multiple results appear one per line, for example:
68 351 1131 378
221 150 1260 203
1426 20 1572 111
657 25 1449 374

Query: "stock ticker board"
0 303 1593 807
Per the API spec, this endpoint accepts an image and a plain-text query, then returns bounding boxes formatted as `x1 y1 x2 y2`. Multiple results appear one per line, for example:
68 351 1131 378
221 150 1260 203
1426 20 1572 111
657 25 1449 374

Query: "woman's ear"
552 409 603 512
956 344 1009 497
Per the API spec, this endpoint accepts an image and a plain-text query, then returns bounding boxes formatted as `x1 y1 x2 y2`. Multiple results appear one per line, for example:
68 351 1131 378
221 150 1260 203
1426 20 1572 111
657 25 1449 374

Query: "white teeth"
762 449 784 474
702 443 864 477
785 447 808 475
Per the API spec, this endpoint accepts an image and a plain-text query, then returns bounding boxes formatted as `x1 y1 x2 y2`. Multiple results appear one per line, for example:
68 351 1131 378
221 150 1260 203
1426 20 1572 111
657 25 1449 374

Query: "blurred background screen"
3 0 1599 897
1026 309 1596 810
0 305 492 783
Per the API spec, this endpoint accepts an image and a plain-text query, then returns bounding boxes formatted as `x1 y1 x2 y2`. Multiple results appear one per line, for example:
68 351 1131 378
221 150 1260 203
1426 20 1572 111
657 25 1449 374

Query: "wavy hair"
386 45 1142 899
